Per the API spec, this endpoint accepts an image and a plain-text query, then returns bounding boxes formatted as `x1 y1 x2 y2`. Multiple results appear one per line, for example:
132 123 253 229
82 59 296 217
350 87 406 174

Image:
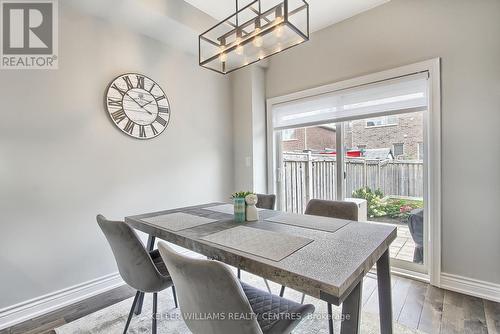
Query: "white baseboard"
0 273 125 330
440 273 500 303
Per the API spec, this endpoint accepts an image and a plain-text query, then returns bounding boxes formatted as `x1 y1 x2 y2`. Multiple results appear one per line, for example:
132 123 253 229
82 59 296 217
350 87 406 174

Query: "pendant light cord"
235 0 239 26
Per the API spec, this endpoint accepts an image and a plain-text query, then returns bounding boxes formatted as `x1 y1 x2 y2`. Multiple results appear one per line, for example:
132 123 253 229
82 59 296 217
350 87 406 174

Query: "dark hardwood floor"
1 275 499 334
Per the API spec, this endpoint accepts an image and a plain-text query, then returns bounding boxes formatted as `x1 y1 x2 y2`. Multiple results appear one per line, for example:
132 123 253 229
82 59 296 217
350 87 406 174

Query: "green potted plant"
231 191 253 223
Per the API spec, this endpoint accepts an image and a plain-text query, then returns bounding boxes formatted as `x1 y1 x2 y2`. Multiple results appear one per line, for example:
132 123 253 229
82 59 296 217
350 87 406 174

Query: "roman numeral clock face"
105 73 170 139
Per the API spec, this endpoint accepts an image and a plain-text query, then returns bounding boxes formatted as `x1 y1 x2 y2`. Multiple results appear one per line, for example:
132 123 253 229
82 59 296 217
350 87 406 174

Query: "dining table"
125 202 397 334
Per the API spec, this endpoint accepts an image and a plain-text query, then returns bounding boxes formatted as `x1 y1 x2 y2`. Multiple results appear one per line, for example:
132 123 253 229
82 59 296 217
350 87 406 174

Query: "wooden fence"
282 152 423 213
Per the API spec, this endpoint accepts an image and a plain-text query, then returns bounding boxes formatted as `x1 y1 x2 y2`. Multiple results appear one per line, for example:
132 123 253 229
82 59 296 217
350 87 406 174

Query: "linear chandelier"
199 0 309 75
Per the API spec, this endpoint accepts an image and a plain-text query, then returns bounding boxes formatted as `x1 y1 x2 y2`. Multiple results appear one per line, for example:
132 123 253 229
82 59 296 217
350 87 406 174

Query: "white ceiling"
65 0 217 55
183 0 390 33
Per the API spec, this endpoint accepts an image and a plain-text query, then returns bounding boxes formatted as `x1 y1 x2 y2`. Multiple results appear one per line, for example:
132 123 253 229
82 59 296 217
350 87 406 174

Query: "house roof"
363 148 394 160
319 124 336 132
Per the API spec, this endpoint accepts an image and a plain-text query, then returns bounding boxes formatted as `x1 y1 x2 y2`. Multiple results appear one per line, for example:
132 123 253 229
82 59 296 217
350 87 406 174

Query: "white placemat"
205 204 264 215
142 212 217 231
200 226 313 262
266 213 350 233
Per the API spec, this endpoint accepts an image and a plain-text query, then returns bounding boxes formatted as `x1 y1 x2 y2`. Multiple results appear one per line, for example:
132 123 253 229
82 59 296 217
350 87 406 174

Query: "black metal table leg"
376 249 393 334
340 280 363 334
134 235 156 315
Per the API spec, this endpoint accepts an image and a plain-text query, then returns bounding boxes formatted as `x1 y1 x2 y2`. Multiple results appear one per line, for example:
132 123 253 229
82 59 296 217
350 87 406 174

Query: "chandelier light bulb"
254 36 263 47
253 24 263 48
275 25 284 38
235 44 244 55
275 6 284 24
220 52 228 62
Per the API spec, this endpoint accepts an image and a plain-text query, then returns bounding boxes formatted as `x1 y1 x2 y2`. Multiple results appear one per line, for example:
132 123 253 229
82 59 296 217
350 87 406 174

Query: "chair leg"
263 279 272 294
135 235 156 316
279 285 285 297
327 302 334 334
172 286 178 308
152 292 158 334
124 291 141 334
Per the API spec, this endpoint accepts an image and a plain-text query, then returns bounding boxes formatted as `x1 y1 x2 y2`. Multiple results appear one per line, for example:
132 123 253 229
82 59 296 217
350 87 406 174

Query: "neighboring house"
348 112 423 160
282 125 336 152
283 112 423 160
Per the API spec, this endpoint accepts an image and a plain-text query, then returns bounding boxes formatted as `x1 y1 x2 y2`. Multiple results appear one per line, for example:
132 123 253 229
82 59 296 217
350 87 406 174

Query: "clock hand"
125 92 143 108
140 100 154 108
126 92 153 115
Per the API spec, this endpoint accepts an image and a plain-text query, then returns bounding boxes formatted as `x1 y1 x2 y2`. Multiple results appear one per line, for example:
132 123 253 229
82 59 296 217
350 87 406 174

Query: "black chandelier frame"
199 0 309 75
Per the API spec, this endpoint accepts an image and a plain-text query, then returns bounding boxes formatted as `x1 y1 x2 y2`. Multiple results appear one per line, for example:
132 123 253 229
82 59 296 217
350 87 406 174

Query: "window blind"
272 72 429 130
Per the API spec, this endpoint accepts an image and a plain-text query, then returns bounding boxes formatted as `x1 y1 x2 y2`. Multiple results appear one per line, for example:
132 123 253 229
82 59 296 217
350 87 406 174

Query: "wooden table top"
125 202 397 305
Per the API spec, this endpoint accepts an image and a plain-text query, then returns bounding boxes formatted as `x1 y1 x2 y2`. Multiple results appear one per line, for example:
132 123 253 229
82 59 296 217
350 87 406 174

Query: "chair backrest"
96 215 167 293
305 199 359 221
408 208 424 246
157 242 263 334
256 193 276 210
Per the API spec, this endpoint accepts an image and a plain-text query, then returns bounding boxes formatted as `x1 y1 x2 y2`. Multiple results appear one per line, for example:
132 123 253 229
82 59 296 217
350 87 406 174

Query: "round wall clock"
105 73 170 139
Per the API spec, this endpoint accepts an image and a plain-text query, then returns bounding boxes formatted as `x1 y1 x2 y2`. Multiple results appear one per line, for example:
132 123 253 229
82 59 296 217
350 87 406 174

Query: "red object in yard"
347 150 362 157
320 150 362 157
400 205 413 213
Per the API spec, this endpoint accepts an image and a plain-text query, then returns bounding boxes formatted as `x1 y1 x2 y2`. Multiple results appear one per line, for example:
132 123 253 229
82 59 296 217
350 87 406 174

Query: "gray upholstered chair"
308 199 359 333
256 193 276 210
304 199 358 221
97 215 177 334
277 200 359 333
157 241 315 334
279 199 359 295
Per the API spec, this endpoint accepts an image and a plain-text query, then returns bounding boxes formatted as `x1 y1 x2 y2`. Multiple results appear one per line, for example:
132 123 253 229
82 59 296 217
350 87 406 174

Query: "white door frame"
266 58 442 286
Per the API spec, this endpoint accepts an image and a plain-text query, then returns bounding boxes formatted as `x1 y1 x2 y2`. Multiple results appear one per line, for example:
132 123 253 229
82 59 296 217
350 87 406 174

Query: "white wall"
266 0 500 284
0 3 233 309
230 66 267 193
231 68 254 191
251 67 268 193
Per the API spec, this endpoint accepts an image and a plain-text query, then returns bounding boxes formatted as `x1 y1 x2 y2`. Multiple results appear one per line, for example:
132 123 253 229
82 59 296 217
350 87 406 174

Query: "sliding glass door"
342 112 426 271
276 124 338 213
272 72 430 274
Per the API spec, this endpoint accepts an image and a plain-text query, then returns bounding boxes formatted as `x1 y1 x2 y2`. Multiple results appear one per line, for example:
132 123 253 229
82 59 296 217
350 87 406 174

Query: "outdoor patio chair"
408 208 424 263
